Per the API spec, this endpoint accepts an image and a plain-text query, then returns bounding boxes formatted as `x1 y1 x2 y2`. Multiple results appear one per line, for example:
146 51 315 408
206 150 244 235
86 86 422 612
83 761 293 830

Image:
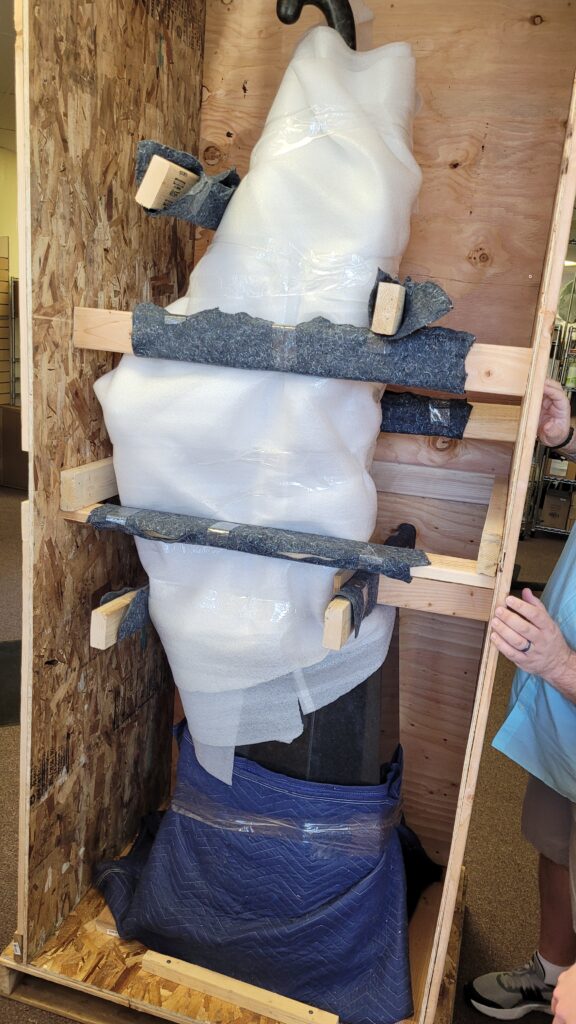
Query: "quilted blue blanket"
94 728 412 1024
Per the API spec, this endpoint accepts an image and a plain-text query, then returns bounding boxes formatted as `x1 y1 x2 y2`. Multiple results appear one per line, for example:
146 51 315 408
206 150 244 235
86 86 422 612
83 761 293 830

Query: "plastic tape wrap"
172 780 402 856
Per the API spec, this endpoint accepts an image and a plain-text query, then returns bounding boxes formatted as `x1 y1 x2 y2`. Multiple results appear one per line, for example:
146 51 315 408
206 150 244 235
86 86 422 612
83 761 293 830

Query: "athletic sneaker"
464 952 554 1018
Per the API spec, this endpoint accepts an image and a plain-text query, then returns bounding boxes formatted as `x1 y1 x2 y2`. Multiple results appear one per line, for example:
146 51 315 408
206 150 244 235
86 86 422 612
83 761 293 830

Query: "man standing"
467 379 576 1019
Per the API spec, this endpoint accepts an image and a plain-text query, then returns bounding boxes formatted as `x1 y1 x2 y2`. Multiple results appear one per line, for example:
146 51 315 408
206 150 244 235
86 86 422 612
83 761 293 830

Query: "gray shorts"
522 775 576 928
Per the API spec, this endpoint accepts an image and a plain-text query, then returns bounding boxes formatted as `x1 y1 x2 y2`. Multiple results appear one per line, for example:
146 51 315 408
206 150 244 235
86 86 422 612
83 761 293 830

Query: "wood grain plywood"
375 494 486 560
20 0 204 960
399 612 485 865
198 0 575 347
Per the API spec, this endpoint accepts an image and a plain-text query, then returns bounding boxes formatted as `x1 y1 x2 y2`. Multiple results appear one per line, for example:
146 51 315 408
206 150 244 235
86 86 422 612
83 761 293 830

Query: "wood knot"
530 14 544 24
430 437 454 453
467 245 492 266
449 161 460 169
202 144 222 166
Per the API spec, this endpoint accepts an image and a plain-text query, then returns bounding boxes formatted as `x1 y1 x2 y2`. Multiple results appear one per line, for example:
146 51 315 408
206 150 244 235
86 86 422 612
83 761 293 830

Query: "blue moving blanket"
94 728 412 1024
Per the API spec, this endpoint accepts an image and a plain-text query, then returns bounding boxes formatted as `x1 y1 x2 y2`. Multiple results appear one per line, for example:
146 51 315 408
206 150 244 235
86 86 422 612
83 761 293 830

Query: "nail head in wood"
371 282 406 336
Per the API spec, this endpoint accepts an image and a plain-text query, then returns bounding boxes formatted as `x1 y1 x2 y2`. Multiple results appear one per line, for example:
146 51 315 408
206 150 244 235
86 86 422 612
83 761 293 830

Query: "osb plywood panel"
197 0 576 346
375 494 486 560
25 889 292 1024
399 612 485 865
21 0 205 959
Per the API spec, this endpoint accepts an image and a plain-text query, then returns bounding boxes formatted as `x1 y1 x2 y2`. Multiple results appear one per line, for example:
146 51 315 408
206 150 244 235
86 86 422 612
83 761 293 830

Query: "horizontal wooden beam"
323 574 493 649
464 403 519 443
60 458 118 511
90 590 140 650
371 463 494 504
73 306 531 398
410 553 495 588
141 950 338 1024
66 503 493 595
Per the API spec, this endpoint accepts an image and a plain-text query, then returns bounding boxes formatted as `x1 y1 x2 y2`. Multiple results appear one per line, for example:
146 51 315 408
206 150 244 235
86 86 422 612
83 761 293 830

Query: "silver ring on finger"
520 639 531 654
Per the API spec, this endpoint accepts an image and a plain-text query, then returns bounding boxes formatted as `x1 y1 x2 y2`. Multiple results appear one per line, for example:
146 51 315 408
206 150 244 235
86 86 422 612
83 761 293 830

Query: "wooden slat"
73 307 132 350
141 951 337 1024
60 458 117 511
371 463 493 504
411 553 495 588
72 306 530 398
323 575 492 650
476 476 508 576
374 431 513 477
90 590 139 650
64 503 495 590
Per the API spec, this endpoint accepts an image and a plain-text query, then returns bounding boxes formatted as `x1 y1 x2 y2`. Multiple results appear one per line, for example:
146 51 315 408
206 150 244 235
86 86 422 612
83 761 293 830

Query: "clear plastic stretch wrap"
95 27 422 782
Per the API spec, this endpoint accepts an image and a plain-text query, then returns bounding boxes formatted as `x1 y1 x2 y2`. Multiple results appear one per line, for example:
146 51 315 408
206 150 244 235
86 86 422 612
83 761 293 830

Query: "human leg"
465 776 574 1018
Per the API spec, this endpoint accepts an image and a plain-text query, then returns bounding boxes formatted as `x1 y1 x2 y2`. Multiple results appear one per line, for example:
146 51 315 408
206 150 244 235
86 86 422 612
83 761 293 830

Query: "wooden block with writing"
135 154 200 210
371 282 406 336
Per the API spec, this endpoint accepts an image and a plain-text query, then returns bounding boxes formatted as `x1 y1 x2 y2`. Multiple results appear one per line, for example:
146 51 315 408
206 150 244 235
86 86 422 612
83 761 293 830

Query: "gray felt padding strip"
99 586 151 641
132 304 475 394
136 140 240 231
380 392 472 438
334 571 379 637
368 271 453 339
88 505 430 583
118 586 151 641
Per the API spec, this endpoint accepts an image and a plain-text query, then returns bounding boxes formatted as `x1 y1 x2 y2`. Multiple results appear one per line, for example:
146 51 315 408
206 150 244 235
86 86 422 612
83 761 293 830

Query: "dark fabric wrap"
381 391 472 438
94 730 413 1024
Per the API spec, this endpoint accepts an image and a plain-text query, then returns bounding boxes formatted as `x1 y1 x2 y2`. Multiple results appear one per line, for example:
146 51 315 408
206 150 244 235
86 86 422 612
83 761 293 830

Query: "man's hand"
552 963 576 1023
538 378 572 448
490 588 576 701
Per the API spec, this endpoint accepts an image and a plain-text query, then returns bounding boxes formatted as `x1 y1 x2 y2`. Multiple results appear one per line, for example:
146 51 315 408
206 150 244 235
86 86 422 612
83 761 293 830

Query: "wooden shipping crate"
1 2 576 1023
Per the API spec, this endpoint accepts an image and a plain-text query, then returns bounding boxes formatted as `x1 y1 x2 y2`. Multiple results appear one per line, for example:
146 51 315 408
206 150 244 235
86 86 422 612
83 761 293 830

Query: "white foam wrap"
95 27 421 781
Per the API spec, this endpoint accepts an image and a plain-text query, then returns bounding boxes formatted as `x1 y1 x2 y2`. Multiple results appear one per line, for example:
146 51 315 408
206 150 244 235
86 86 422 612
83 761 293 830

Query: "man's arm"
489 379 576 701
539 378 575 458
491 588 576 703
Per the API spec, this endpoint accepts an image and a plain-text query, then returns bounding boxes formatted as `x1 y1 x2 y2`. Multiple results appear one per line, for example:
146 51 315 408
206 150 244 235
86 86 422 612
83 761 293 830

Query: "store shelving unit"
525 308 576 535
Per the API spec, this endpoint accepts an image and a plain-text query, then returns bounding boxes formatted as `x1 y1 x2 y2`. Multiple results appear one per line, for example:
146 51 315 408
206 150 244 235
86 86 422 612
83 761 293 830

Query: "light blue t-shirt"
492 523 576 803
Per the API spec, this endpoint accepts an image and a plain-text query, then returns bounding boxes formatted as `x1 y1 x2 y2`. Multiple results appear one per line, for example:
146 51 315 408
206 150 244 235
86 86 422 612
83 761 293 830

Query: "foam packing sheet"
95 26 422 782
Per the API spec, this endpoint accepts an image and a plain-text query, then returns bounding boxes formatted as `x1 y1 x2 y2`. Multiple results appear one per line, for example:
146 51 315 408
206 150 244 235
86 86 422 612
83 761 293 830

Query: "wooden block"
135 154 200 210
141 950 338 1024
0 964 21 996
60 458 118 511
90 590 139 650
332 569 354 592
371 281 406 335
88 905 119 938
476 476 508 576
323 595 354 650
